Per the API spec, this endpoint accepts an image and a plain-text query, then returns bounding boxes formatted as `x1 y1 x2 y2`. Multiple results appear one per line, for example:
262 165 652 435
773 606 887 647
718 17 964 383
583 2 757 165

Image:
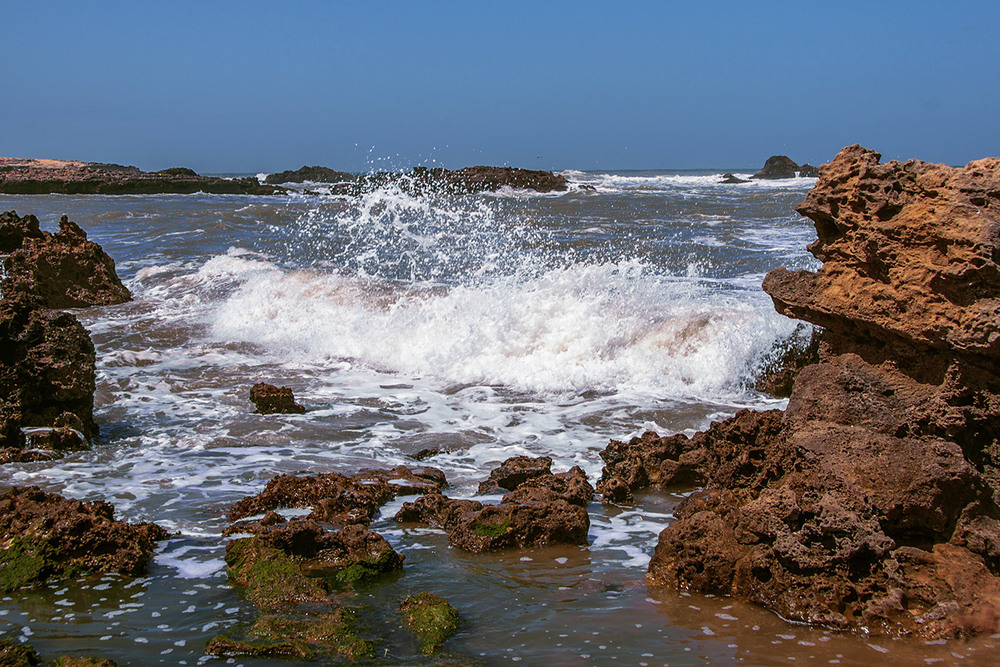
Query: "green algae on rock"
0 486 168 592
225 537 332 611
0 638 40 666
399 592 460 655
52 657 119 666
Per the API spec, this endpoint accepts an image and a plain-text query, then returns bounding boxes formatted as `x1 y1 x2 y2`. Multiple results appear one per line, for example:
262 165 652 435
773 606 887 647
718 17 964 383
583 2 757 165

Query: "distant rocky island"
0 158 569 196
721 155 820 183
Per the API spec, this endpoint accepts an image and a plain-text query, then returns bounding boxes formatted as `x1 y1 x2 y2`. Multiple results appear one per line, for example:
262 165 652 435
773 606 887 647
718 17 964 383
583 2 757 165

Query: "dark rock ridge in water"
0 486 168 592
268 163 569 194
633 145 1000 638
0 158 282 195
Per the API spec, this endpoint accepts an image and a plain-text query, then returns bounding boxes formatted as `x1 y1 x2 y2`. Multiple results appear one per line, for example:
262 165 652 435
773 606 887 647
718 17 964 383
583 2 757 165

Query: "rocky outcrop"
0 212 131 461
641 146 1000 638
0 486 168 592
751 155 800 179
396 456 592 552
721 172 749 184
2 212 131 308
226 465 446 527
248 382 305 415
0 291 97 458
0 158 282 195
264 165 355 185
799 163 820 177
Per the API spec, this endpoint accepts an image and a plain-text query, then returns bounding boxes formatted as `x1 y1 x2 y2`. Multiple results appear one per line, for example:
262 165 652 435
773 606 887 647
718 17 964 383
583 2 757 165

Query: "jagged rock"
643 145 1000 638
264 166 356 185
1 213 131 308
249 382 305 415
227 465 447 526
399 592 460 655
477 456 553 494
396 456 592 552
0 210 43 252
0 486 168 592
752 155 800 180
597 430 707 495
225 519 403 611
798 163 820 177
0 291 97 454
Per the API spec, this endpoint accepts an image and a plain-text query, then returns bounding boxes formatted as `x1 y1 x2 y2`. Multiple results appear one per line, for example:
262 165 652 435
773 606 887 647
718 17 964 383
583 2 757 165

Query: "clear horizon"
5 1 998 173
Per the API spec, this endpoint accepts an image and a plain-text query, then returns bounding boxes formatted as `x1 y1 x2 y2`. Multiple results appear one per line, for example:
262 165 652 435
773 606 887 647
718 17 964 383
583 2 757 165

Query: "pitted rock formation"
396 456 592 552
2 212 131 308
640 146 1000 638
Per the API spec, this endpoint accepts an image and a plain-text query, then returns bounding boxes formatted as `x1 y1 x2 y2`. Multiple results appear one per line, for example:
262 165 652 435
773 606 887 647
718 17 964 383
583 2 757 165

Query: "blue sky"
3 1 998 172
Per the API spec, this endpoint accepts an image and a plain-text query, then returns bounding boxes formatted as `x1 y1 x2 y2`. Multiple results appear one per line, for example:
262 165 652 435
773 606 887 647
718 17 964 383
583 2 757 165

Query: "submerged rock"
248 382 305 415
0 638 40 666
641 145 1000 638
399 592 460 654
1 212 131 308
720 173 748 184
0 486 168 592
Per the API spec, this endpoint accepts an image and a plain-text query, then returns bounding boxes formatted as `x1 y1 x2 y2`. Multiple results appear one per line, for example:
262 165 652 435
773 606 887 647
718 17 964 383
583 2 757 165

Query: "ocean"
1 171 992 665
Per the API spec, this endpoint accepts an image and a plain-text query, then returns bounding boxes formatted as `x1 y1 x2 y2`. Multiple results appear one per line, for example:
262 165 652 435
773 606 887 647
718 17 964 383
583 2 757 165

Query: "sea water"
1 172 995 665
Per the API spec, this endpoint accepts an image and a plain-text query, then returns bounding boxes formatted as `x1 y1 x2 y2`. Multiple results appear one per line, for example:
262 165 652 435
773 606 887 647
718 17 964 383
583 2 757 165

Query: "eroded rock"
641 146 1000 638
399 592 460 655
0 486 168 592
249 382 305 415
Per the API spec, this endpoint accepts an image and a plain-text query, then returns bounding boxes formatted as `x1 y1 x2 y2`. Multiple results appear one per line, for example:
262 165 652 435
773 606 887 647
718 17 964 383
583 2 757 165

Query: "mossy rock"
204 635 313 660
250 610 373 659
225 538 330 611
0 537 55 592
53 658 119 666
399 592 460 654
332 550 404 586
0 638 40 666
471 517 510 538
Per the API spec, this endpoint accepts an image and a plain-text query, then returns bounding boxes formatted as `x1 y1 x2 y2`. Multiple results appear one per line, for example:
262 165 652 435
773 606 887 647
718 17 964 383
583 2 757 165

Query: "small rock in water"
249 382 306 415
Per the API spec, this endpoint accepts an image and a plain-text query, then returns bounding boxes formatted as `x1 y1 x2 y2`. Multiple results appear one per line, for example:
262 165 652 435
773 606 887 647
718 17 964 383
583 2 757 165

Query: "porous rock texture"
640 146 1000 638
396 456 592 552
2 212 131 308
249 382 306 415
0 212 129 461
0 486 168 592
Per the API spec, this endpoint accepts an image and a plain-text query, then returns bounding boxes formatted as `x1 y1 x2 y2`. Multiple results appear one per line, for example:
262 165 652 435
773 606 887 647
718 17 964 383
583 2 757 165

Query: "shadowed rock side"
396 456 593 552
0 158 281 195
632 146 1000 638
752 155 800 179
0 211 133 462
0 486 168 592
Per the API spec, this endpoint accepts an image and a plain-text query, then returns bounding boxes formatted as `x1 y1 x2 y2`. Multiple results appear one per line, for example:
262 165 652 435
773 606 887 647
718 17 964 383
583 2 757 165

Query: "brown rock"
643 146 1000 638
477 456 553 494
0 291 97 453
751 155 799 180
2 213 131 308
0 486 168 591
227 466 447 526
249 382 305 415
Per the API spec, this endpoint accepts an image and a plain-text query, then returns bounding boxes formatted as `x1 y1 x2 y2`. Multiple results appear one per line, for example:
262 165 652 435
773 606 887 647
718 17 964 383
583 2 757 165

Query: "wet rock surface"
0 291 97 457
639 146 1000 638
399 592 460 655
396 456 592 552
0 486 168 592
263 165 355 185
248 382 306 415
227 465 447 526
2 212 131 308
